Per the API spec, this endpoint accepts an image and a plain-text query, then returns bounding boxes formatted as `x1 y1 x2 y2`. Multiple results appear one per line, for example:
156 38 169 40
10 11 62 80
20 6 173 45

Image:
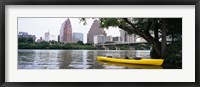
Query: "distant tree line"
18 37 96 50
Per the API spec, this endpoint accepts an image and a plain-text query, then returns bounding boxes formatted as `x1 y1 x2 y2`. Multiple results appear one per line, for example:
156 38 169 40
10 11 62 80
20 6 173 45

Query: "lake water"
18 50 175 69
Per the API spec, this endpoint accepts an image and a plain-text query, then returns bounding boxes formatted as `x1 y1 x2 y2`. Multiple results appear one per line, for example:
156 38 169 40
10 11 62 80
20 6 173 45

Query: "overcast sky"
18 18 120 43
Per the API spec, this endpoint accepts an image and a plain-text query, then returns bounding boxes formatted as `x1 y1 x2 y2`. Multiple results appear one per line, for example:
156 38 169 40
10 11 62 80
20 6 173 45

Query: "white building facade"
94 34 110 44
44 32 50 41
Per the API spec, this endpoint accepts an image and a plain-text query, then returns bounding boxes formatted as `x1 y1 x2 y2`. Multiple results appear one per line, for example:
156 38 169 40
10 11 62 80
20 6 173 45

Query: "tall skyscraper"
73 32 83 43
120 29 135 43
87 20 106 44
60 19 72 43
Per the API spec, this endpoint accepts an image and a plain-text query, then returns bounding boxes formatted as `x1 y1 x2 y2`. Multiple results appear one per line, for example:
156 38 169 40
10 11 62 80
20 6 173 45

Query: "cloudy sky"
18 18 121 43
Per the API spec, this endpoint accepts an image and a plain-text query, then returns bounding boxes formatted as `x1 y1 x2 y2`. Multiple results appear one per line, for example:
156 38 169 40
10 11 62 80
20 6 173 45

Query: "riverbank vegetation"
18 37 151 50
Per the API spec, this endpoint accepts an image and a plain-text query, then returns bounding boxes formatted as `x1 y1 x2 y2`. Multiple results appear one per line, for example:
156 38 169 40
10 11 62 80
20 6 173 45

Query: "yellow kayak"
98 61 162 69
97 56 164 66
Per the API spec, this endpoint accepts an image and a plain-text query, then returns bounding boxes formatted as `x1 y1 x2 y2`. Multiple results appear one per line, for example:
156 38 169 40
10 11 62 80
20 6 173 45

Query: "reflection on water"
18 50 159 69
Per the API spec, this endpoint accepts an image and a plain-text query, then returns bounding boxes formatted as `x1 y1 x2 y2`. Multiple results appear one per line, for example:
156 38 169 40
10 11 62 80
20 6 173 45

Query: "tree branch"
118 25 138 34
122 18 139 32
145 19 152 33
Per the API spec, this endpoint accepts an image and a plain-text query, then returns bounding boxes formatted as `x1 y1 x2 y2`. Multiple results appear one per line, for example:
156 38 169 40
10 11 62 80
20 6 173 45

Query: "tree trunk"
154 29 159 42
161 19 167 58
151 29 161 58
172 33 174 42
139 33 161 58
150 48 160 59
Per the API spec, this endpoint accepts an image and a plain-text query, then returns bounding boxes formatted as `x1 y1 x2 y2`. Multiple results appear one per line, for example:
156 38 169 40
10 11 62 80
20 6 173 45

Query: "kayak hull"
97 56 164 66
98 61 163 69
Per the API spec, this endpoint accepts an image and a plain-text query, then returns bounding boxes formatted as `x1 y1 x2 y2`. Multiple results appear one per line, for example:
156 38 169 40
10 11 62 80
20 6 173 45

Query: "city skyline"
18 18 121 43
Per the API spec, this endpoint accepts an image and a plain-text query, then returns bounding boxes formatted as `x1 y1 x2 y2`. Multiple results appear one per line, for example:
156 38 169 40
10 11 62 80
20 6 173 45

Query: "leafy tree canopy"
81 18 182 59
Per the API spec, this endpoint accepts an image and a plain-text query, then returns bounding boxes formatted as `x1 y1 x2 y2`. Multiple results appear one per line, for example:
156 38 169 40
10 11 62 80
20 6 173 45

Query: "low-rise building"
112 36 122 43
94 34 110 44
18 32 36 41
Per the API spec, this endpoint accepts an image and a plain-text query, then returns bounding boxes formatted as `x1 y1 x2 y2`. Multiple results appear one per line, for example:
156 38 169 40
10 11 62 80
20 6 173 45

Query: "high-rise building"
87 20 106 44
73 32 83 43
60 19 72 43
44 32 50 41
120 29 135 43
